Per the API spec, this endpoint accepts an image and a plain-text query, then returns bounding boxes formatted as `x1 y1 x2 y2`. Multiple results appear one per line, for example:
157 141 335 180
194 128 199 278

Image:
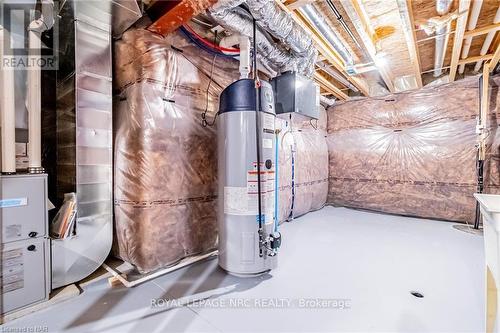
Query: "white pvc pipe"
102 251 218 288
433 0 453 77
0 28 17 174
27 0 54 173
459 0 483 74
474 5 500 72
27 31 42 171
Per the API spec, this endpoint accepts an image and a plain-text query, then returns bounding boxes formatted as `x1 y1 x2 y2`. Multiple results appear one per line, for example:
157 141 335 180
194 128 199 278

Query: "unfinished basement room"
1 0 500 332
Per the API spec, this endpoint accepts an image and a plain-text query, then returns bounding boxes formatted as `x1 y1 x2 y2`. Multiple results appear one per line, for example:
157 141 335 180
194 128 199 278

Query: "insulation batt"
277 106 329 221
113 29 239 273
327 75 500 223
113 28 328 273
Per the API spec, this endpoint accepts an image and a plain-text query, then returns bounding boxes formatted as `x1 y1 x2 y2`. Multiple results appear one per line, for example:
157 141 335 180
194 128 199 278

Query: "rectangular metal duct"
49 0 113 288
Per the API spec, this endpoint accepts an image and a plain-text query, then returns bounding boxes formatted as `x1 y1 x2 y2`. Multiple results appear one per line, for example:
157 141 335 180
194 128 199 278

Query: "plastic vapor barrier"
277 106 328 221
327 75 500 223
113 29 239 273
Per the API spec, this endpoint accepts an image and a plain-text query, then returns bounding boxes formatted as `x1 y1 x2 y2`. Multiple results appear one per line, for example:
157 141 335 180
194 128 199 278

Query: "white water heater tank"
217 79 279 276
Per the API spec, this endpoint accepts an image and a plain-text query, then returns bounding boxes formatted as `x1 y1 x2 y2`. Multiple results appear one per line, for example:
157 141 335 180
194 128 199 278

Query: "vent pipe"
433 0 453 77
0 27 16 174
298 4 354 67
27 0 55 173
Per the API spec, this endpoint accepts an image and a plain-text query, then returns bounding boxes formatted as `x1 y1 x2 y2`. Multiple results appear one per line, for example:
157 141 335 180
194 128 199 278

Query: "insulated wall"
113 28 328 273
113 29 239 273
277 106 329 221
327 75 500 223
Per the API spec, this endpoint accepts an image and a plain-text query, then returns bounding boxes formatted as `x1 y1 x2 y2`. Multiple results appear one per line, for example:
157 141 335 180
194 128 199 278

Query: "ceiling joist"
314 72 350 100
448 0 471 82
397 0 423 88
274 0 370 97
340 0 396 93
464 22 500 39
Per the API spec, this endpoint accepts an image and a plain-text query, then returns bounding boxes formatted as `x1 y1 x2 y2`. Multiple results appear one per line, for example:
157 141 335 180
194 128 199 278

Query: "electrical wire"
183 24 240 53
179 26 238 59
201 52 218 127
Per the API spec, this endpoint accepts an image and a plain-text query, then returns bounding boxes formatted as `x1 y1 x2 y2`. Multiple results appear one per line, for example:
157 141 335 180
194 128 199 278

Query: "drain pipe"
474 5 500 72
0 27 16 174
458 0 483 74
433 0 453 77
27 0 54 174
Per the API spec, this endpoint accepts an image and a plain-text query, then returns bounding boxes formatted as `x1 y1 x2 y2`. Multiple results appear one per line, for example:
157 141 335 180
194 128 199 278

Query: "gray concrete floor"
3 206 485 332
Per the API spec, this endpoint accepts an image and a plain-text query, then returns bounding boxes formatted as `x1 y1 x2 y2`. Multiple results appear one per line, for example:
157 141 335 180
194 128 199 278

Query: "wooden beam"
464 22 500 38
287 0 316 10
314 73 349 100
458 53 493 65
341 0 396 92
274 0 370 96
449 0 471 82
397 0 423 88
479 62 489 160
148 0 217 35
488 40 500 71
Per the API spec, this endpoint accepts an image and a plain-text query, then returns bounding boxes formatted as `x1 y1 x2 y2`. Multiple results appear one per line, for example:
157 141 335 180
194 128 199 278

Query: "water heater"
217 78 281 276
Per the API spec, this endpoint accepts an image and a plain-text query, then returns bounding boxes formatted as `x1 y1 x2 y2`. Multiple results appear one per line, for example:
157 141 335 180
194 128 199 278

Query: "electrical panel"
271 71 319 120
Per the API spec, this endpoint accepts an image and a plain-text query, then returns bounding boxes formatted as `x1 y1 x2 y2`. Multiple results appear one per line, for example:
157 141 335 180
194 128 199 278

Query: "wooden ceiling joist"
274 0 370 97
341 0 396 93
488 40 500 71
397 0 423 88
448 0 471 82
148 0 217 35
314 72 350 100
464 22 500 39
286 0 316 10
458 53 493 66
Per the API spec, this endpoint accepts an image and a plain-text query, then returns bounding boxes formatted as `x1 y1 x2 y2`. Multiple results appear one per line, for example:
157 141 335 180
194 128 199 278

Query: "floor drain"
410 291 424 298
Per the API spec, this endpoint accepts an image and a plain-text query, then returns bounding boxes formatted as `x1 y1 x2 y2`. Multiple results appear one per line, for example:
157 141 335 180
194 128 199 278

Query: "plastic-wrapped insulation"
326 75 500 223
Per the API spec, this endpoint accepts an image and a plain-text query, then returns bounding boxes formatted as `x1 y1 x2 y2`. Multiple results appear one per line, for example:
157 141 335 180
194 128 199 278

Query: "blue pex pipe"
274 132 279 232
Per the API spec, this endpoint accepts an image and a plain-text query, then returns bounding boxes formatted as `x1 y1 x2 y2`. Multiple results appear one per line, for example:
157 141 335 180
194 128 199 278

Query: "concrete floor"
3 206 485 332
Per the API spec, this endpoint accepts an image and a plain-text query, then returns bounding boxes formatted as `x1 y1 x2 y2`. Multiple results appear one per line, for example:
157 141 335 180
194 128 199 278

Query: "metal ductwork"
209 0 317 77
47 0 113 288
316 60 358 92
433 0 453 77
299 4 354 67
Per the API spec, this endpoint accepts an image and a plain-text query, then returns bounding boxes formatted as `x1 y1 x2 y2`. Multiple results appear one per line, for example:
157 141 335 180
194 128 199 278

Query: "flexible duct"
27 0 55 173
245 0 312 55
209 0 317 76
474 5 500 72
320 95 336 107
433 0 452 77
299 4 354 67
0 27 16 174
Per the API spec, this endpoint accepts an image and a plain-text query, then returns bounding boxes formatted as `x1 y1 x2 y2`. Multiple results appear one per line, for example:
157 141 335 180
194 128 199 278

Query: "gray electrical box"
271 71 319 119
1 174 51 315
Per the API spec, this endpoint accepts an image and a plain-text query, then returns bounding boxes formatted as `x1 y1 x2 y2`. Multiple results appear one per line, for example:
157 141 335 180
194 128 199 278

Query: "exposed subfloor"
3 206 485 332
